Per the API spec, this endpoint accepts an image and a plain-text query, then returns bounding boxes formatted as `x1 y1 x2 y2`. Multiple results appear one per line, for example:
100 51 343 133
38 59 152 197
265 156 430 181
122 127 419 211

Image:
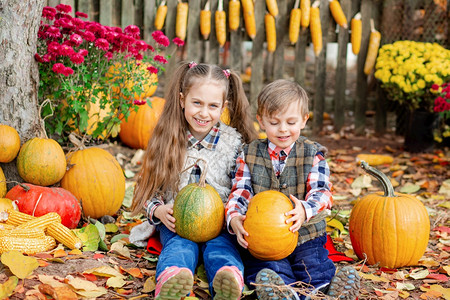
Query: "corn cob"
329 0 347 29
47 222 82 250
5 209 34 226
17 212 61 230
265 13 276 53
215 0 227 47
289 0 301 45
0 227 46 239
266 0 279 17
176 1 189 41
228 0 240 31
351 12 362 55
241 0 256 39
0 235 56 255
363 19 381 75
154 0 168 30
310 1 322 56
200 1 211 40
300 0 310 28
0 223 16 230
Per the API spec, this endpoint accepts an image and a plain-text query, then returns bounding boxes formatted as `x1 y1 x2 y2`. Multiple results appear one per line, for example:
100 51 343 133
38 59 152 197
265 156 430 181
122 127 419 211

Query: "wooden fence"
44 0 449 135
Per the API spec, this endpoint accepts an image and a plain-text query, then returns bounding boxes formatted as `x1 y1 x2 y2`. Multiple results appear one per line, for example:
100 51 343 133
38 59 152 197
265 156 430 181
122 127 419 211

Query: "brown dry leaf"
110 241 131 259
442 265 450 276
142 276 156 293
38 283 78 300
418 258 440 268
429 284 450 299
360 273 390 283
37 274 66 287
0 276 18 299
106 276 126 288
24 289 47 300
1 250 39 279
84 265 124 278
121 266 143 278
64 275 99 291
398 290 410 298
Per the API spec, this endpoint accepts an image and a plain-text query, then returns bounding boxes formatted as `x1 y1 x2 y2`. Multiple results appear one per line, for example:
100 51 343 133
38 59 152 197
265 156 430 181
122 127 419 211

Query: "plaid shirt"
225 140 333 230
144 124 221 225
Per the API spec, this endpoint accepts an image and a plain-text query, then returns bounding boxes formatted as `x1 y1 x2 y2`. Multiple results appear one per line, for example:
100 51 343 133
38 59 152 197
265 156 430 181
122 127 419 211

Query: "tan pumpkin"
106 61 158 101
16 137 66 186
60 147 125 219
119 97 165 149
243 190 298 260
349 161 430 268
0 167 6 198
0 124 21 163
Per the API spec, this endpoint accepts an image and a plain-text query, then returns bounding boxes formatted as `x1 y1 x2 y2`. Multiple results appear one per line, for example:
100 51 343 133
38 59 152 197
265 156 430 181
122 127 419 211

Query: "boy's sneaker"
154 266 194 300
255 268 297 300
326 266 361 300
213 266 244 300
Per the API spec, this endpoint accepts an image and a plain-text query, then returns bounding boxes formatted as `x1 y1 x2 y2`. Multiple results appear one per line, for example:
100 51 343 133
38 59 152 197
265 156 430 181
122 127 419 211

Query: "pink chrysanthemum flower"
52 63 66 74
147 66 158 74
134 40 148 51
78 49 88 56
172 37 185 47
70 53 84 64
71 18 85 29
70 34 83 46
431 84 440 91
42 7 56 20
151 31 163 39
124 25 140 38
62 66 74 76
154 55 168 64
46 26 62 39
75 11 88 18
47 41 61 55
55 4 72 13
95 38 109 51
60 44 75 56
154 34 170 47
133 99 147 105
134 53 143 60
104 51 113 61
83 31 96 42
34 53 44 63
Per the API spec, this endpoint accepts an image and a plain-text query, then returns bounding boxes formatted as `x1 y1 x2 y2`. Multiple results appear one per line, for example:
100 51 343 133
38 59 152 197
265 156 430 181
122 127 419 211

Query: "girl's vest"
244 136 328 245
178 122 243 204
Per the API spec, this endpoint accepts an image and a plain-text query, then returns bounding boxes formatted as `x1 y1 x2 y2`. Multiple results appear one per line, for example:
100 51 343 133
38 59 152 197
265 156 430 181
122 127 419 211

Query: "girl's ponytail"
227 71 258 144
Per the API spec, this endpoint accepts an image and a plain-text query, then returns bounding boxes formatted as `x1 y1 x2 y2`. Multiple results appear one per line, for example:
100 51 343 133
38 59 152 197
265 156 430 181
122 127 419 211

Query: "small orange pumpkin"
349 161 430 268
0 124 21 163
119 97 165 149
16 137 66 186
243 190 298 260
60 147 125 219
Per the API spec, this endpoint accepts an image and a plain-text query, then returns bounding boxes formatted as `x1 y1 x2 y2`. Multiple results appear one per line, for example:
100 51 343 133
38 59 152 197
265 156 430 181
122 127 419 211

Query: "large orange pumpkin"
16 137 66 186
0 124 21 163
60 147 125 219
119 97 165 149
0 167 6 198
106 61 158 101
243 190 298 260
349 162 430 269
172 160 224 243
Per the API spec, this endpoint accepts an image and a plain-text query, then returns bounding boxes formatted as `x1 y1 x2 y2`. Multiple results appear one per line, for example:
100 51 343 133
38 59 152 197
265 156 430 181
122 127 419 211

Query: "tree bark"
0 0 44 189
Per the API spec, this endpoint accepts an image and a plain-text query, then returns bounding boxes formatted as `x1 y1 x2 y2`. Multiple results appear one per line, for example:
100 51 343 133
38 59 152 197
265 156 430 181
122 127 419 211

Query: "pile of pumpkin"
0 124 126 254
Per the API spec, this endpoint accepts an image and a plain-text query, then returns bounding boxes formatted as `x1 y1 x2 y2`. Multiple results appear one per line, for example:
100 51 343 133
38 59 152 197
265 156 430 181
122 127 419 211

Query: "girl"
131 61 258 300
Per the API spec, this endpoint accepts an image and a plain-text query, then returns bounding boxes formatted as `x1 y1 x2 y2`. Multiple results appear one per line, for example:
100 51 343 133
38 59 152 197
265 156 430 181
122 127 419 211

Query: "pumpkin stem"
38 99 53 139
181 157 208 187
360 161 396 197
0 180 29 192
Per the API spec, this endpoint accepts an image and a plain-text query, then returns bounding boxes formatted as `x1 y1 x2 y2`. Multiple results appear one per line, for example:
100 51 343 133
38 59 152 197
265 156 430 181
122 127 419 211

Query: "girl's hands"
154 203 176 232
230 215 249 249
285 195 306 232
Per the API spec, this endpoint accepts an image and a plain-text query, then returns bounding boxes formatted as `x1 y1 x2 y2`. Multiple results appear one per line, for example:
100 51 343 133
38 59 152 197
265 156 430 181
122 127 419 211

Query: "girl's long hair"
131 62 258 214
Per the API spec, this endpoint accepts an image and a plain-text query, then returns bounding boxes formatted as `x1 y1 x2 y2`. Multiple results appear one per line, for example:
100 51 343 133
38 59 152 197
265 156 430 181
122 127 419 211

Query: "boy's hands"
285 195 306 232
154 203 176 232
230 215 249 249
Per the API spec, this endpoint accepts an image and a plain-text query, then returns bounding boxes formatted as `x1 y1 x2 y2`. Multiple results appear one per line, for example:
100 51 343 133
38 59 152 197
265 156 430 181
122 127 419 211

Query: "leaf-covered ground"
1 128 449 300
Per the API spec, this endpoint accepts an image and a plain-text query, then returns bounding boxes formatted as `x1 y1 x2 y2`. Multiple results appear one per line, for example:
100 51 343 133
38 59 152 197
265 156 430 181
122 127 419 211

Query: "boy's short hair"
257 79 309 117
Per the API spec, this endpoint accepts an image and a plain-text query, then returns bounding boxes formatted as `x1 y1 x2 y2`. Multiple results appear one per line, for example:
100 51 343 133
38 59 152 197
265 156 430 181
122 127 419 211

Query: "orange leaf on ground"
53 249 67 258
120 266 143 278
82 273 97 281
37 259 49 267
68 249 82 255
116 288 133 295
426 273 448 281
93 253 105 259
38 284 78 300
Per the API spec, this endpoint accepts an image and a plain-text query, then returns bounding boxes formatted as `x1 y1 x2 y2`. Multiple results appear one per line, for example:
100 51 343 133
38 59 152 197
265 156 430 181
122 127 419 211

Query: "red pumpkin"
5 183 81 229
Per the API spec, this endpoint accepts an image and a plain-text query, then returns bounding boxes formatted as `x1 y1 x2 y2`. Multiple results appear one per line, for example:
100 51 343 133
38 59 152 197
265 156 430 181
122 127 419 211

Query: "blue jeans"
241 235 335 298
156 224 244 294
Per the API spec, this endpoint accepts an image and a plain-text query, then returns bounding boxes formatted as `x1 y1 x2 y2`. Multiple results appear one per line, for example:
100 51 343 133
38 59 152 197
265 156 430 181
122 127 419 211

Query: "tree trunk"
0 0 44 189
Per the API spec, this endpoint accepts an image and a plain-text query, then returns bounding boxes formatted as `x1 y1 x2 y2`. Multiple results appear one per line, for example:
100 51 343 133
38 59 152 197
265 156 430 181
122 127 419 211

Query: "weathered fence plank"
273 0 289 80
187 0 201 62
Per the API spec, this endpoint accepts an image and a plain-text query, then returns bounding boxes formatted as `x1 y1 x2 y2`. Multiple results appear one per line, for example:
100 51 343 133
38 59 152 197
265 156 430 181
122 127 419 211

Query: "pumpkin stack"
349 161 430 269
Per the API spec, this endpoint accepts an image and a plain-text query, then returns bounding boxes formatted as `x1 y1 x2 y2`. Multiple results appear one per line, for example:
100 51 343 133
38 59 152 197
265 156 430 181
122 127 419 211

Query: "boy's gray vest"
244 136 328 245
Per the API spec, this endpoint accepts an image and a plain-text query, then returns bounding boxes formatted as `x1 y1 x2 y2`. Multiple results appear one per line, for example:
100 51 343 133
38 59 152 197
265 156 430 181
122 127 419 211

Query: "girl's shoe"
154 266 194 300
213 266 244 300
255 268 296 300
326 266 360 300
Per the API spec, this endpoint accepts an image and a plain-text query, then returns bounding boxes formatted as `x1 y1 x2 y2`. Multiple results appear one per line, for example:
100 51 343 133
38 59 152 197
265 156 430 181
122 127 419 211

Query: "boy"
226 79 360 300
